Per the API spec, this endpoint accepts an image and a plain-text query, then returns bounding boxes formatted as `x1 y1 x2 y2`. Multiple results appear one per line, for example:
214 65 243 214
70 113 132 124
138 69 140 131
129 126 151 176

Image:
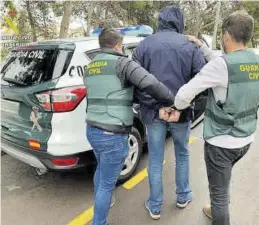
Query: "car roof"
37 36 144 43
75 36 144 52
27 36 144 52
252 48 259 55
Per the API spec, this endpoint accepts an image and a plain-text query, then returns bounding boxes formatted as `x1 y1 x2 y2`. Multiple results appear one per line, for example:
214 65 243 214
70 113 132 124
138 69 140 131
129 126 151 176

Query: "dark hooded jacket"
132 6 206 123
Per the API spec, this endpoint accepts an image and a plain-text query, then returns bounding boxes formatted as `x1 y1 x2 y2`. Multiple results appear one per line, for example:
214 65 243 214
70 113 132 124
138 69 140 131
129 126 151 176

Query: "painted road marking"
189 136 196 144
123 136 196 190
123 167 148 190
123 160 166 190
67 136 197 225
67 206 93 225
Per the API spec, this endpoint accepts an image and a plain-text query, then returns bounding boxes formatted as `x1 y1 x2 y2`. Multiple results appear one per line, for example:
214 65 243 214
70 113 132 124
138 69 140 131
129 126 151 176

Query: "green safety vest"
84 53 134 129
204 49 259 140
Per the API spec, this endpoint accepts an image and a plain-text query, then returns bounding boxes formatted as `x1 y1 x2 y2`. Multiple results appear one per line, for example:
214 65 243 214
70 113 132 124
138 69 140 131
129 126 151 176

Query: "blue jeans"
86 125 129 225
146 119 192 212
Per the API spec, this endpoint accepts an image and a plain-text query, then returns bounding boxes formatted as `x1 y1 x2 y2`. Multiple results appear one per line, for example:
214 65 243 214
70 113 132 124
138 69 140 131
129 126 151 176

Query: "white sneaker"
145 201 161 220
176 196 194 208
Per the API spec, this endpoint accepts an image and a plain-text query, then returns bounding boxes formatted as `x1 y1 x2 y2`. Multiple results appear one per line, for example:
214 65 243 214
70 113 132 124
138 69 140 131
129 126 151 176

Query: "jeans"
146 119 192 212
86 125 129 225
204 142 250 225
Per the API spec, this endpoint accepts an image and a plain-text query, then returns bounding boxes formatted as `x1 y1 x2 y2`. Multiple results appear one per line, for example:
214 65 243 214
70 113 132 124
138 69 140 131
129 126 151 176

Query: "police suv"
0 27 211 181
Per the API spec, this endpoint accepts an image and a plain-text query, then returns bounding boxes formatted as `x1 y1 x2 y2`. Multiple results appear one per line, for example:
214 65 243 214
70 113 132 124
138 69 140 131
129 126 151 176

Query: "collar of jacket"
100 48 127 57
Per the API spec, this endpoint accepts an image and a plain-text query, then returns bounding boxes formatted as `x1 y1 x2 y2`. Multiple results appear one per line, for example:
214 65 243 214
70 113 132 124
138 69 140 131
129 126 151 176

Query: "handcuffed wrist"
171 105 182 112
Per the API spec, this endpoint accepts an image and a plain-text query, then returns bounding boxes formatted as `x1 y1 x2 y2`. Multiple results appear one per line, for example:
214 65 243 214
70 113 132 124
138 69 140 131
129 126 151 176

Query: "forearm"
140 98 162 110
136 74 175 105
175 76 207 110
118 57 175 105
175 57 228 110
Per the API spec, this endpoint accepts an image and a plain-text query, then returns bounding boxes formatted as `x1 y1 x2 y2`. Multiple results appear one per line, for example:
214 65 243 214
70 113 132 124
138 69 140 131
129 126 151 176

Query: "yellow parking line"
189 136 197 144
123 160 166 190
123 167 148 190
67 136 197 225
123 136 196 190
67 206 93 225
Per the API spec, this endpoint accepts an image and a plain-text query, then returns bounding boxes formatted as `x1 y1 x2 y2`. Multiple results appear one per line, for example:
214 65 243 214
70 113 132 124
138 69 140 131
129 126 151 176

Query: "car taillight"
35 86 87 112
51 158 79 167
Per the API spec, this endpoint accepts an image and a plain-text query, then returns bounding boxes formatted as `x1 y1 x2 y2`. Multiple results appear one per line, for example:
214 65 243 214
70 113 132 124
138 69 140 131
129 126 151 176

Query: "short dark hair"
99 28 123 48
222 10 254 45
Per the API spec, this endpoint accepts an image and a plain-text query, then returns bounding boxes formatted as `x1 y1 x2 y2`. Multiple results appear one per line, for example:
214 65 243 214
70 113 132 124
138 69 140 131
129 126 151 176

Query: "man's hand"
185 35 203 48
167 109 181 122
159 107 171 121
159 107 181 122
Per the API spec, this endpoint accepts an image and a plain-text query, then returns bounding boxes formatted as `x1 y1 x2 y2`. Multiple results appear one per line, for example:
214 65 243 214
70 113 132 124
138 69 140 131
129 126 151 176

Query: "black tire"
117 127 143 183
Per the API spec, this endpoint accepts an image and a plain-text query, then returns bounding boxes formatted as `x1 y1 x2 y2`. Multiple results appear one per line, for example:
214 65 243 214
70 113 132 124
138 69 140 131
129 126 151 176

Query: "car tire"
117 127 143 183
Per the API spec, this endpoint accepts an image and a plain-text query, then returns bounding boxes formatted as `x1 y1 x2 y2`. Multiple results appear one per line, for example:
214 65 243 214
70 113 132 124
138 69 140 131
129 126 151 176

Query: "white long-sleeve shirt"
175 44 255 149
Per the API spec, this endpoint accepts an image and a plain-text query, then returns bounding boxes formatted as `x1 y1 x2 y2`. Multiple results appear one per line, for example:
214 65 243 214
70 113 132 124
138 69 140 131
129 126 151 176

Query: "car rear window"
1 48 73 87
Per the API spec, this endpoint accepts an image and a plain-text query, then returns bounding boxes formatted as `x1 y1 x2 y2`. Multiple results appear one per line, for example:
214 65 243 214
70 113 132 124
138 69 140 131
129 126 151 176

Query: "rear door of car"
1 44 75 151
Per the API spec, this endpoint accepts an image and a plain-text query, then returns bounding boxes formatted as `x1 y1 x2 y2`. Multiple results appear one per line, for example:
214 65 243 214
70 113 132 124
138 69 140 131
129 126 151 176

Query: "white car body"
46 36 144 156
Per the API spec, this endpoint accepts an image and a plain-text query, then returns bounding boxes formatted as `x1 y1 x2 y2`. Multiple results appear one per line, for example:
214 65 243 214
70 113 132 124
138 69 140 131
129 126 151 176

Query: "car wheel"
118 127 143 183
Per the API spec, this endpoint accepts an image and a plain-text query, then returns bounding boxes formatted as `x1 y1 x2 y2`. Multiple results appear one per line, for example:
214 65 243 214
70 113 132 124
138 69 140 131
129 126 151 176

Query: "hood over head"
157 6 185 34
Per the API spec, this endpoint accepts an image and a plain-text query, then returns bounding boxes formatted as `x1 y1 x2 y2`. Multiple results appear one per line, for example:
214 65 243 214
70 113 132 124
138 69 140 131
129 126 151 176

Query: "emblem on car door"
30 106 43 132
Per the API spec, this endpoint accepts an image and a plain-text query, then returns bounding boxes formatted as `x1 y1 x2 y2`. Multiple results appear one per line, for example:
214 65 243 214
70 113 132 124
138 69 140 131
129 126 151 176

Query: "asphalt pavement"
1 123 259 225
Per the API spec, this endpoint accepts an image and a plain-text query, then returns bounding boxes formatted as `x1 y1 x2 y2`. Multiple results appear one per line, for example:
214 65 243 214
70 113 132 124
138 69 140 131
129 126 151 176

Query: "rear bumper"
1 138 96 171
1 139 47 170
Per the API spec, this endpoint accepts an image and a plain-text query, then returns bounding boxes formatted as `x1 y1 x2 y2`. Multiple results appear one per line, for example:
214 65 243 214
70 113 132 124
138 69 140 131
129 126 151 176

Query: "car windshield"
1 48 72 87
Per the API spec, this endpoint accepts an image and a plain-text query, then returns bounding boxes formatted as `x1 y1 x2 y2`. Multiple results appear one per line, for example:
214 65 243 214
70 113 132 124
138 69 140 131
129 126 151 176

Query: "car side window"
85 49 100 60
124 47 136 59
86 46 137 60
124 48 133 58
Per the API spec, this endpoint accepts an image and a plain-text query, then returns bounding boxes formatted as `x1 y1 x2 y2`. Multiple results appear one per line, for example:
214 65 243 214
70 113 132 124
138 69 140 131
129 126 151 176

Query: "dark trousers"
204 142 251 225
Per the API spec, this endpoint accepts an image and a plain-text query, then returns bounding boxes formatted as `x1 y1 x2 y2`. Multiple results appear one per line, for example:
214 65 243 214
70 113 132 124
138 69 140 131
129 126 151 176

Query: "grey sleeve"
200 43 222 62
175 56 228 110
116 57 175 105
191 45 206 76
